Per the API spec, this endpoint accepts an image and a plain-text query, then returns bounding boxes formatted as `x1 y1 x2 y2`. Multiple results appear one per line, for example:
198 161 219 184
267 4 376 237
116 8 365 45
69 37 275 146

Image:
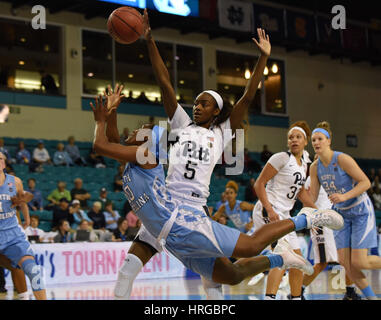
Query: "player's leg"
302 262 327 287
288 249 304 299
18 255 46 300
0 253 28 299
114 225 158 300
232 207 343 258
265 268 285 299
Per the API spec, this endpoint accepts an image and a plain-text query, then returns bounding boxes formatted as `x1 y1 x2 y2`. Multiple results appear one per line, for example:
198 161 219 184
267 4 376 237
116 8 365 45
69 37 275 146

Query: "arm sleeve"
168 103 192 130
267 152 290 172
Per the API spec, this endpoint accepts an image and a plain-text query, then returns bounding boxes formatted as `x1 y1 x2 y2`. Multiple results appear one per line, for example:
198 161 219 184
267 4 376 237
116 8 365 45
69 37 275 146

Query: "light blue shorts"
0 226 35 268
165 204 241 280
334 198 377 250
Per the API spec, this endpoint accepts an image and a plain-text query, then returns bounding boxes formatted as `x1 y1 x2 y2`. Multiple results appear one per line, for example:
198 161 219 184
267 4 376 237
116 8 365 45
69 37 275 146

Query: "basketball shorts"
252 200 300 250
0 226 35 268
310 226 338 263
136 200 241 280
334 198 377 250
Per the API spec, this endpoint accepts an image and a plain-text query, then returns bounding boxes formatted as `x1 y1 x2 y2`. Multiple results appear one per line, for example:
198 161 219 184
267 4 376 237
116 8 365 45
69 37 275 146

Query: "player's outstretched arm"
230 28 270 131
90 95 156 169
104 84 125 143
143 9 178 120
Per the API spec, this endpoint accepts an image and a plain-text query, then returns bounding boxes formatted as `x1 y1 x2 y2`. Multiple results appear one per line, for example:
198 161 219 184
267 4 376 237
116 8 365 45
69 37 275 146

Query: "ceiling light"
271 63 278 74
18 60 25 66
128 74 134 78
87 72 94 77
264 66 269 75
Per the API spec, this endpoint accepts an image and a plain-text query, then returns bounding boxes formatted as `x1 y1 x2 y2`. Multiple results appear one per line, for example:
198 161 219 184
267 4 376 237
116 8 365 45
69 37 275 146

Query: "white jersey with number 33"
265 151 310 213
166 104 232 202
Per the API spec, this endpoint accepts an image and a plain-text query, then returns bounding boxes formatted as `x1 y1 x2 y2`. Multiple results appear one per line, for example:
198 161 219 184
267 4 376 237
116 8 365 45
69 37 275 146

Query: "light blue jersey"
223 200 252 233
123 162 241 280
0 174 34 267
0 174 18 231
317 151 377 249
123 163 173 239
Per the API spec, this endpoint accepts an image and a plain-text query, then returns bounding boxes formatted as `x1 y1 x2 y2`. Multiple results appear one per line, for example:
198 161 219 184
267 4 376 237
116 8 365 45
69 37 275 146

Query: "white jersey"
304 176 332 210
166 104 232 202
265 151 310 212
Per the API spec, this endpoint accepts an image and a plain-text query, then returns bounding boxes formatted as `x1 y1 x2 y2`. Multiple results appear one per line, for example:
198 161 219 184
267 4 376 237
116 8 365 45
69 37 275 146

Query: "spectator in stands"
87 149 106 168
125 90 134 103
52 198 74 229
372 176 381 190
0 138 10 164
53 219 72 243
40 70 58 95
32 140 52 172
372 184 381 210
126 210 138 228
135 91 151 104
368 168 376 183
25 178 43 211
114 164 124 192
103 200 120 232
65 136 86 166
111 217 135 242
245 177 258 202
216 212 236 229
53 143 73 167
88 201 106 231
378 168 381 181
98 187 110 210
72 220 98 242
15 141 31 164
70 199 93 230
244 148 261 173
47 181 72 208
214 191 227 212
260 144 273 163
178 94 186 104
119 128 130 145
70 178 91 209
25 215 45 242
122 200 133 218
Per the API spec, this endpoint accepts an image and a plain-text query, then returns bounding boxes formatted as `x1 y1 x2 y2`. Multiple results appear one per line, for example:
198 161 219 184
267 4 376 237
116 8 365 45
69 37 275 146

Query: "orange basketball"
107 7 143 44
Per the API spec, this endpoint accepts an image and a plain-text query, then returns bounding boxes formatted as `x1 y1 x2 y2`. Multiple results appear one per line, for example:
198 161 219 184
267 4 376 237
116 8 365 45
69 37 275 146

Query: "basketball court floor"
1 269 381 300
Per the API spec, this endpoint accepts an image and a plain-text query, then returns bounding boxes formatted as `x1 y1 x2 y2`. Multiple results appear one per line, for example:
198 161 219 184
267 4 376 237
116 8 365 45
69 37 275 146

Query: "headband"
288 126 306 138
312 128 331 139
198 90 224 110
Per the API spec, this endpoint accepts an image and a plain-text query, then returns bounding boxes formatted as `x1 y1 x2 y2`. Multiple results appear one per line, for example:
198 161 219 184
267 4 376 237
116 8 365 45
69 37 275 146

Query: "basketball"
107 7 143 44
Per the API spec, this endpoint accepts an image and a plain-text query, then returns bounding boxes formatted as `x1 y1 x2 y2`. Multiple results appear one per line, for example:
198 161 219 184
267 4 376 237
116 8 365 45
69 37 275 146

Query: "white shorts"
310 226 338 264
252 201 300 251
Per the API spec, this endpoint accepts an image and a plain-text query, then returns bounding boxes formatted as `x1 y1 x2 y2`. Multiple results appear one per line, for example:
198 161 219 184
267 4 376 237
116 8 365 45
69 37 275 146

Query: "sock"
361 285 376 299
114 253 143 300
265 294 276 300
18 292 29 300
290 295 301 300
289 215 307 231
265 254 284 269
201 277 223 300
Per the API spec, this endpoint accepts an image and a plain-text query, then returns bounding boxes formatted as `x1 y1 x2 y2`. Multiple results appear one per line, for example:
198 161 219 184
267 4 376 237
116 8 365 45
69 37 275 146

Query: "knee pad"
21 259 45 292
201 276 223 300
114 253 143 300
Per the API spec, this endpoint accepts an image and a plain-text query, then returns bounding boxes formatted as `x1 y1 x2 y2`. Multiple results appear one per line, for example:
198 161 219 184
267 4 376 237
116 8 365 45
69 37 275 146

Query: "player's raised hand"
142 8 152 40
252 28 271 57
104 83 125 112
90 94 109 122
